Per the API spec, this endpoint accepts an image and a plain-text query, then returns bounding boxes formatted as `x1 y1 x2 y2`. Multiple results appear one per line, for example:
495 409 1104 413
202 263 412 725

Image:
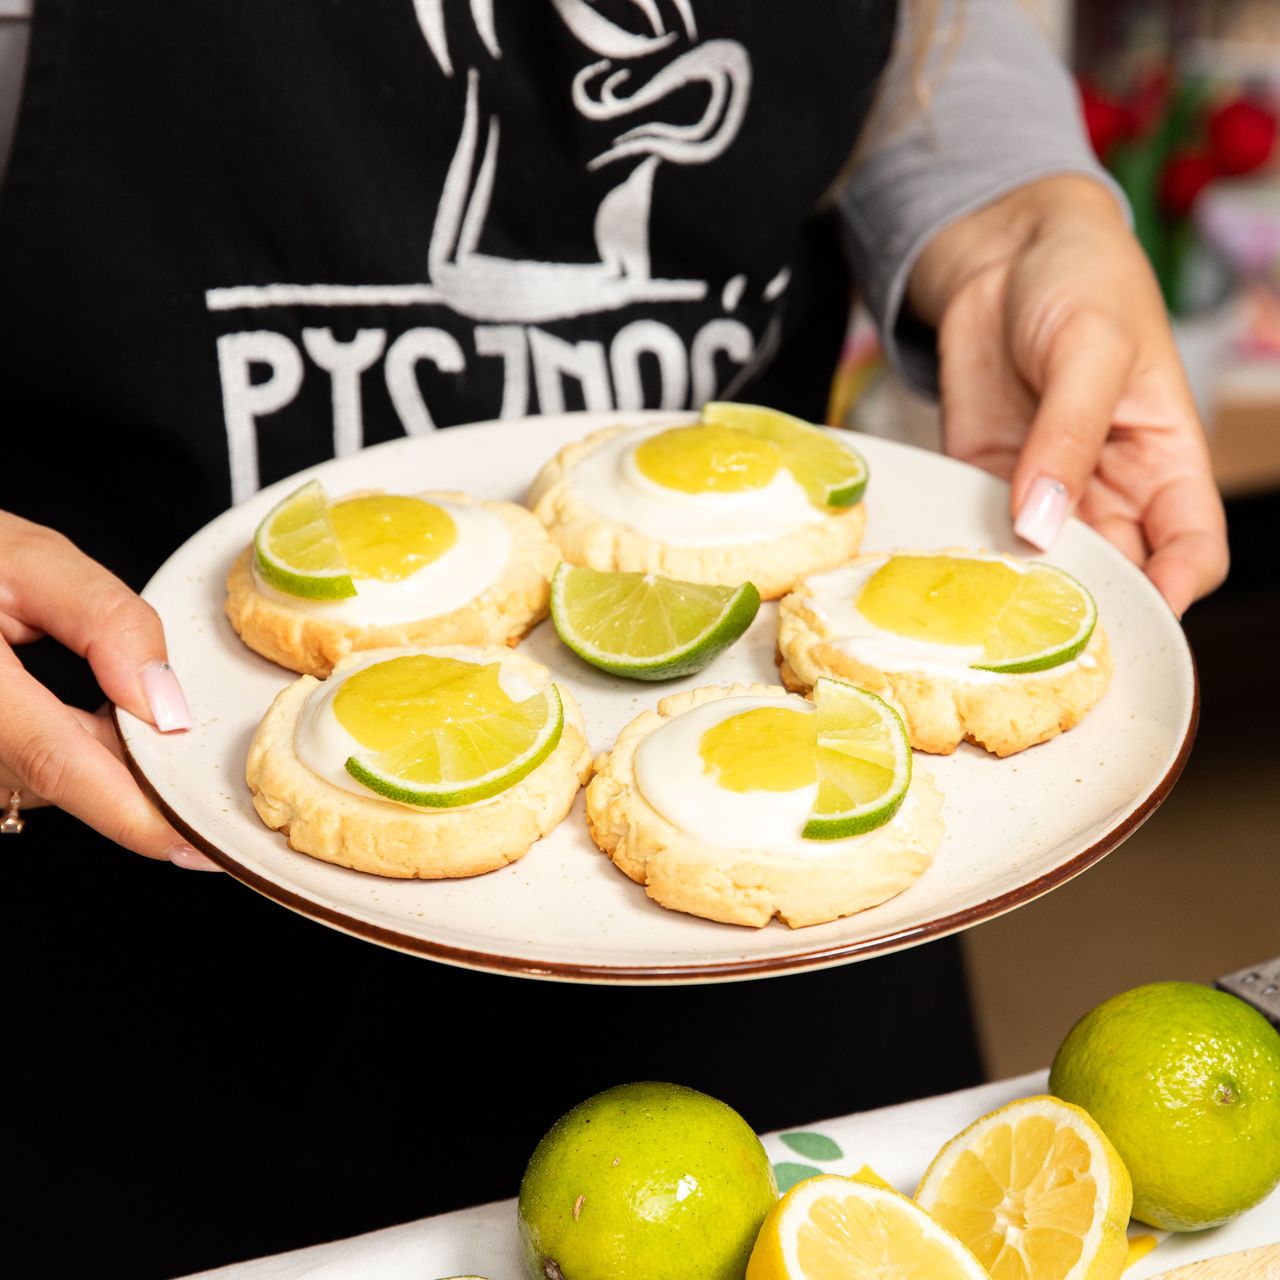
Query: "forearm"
837 0 1125 395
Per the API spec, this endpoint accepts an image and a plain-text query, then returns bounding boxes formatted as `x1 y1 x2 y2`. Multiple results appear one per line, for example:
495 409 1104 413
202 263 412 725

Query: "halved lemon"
252 479 356 599
802 677 912 840
746 1174 989 1280
702 401 868 508
915 1094 1133 1280
550 563 761 681
337 653 564 808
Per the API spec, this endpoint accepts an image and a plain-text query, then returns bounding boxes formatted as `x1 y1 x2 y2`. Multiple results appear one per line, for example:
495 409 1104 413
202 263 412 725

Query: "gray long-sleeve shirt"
837 0 1124 395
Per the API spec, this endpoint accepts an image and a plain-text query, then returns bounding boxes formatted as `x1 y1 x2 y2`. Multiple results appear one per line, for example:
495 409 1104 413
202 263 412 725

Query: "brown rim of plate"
113 653 1198 985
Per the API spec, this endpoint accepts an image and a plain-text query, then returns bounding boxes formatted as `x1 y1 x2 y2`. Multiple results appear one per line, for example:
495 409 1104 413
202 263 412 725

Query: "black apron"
2 4 982 1275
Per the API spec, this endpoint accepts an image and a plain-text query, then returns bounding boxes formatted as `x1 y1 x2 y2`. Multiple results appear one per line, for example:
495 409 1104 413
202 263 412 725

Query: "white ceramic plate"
116 411 1197 983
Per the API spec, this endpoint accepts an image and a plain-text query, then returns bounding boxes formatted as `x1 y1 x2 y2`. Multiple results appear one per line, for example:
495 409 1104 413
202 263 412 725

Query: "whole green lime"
517 1081 778 1280
1049 981 1280 1231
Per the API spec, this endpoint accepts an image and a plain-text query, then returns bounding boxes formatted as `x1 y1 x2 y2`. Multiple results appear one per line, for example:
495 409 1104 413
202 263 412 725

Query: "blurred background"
833 0 1280 1075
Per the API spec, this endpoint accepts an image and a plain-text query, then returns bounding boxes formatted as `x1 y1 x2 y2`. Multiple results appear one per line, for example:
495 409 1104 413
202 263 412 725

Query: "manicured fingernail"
167 843 220 871
140 661 192 732
1015 476 1070 550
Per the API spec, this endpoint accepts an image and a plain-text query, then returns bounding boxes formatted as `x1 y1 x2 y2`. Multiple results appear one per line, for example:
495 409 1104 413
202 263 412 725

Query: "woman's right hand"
0 510 219 868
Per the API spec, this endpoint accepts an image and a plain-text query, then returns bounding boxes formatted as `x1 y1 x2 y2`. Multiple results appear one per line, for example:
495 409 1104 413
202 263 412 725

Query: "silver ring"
1 788 24 835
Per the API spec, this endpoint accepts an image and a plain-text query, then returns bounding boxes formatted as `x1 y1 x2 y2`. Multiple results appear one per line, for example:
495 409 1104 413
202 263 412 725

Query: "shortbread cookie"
585 683 943 929
227 490 560 677
777 550 1113 757
247 646 592 878
526 419 866 600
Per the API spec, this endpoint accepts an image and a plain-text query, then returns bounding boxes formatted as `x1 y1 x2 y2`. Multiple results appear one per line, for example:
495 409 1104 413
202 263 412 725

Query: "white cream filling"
254 499 511 626
634 693 912 858
564 426 830 547
801 554 1088 683
293 647 545 810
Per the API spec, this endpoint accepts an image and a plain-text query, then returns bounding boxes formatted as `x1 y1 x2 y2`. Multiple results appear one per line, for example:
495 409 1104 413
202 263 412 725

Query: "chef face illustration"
413 0 751 320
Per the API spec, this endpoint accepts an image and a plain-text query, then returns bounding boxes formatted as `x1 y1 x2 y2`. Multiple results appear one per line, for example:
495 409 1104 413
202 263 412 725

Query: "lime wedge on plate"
701 401 868 508
550 563 761 680
253 479 356 599
338 654 564 808
803 677 912 840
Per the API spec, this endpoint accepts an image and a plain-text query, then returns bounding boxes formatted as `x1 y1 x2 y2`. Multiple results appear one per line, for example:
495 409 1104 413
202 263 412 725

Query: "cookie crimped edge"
225 493 561 677
525 425 866 600
776 553 1114 758
584 682 942 929
245 648 592 879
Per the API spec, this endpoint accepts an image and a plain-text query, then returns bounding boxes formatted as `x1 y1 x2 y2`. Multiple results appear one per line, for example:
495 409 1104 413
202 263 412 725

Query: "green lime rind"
253 479 357 600
821 470 869 509
550 564 761 681
701 400 869 510
969 564 1097 675
801 677 912 840
344 685 563 808
252 547 357 600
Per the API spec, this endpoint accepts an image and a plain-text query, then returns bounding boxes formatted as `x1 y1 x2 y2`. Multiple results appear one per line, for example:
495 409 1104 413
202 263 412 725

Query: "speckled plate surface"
116 411 1197 983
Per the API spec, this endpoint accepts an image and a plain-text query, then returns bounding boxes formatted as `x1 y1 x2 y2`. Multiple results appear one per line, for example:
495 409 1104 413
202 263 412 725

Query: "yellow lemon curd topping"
328 494 457 582
332 653 512 751
856 555 1025 646
634 423 784 494
698 707 817 792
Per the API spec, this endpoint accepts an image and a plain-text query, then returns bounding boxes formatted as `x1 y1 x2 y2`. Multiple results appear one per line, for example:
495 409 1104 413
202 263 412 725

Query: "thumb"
1010 313 1134 550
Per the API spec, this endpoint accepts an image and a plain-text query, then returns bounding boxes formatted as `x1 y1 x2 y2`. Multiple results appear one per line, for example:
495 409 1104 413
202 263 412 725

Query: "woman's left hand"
907 174 1228 617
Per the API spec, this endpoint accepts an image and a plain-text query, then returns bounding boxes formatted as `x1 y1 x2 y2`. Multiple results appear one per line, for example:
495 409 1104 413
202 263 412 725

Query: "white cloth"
186 1071 1280 1279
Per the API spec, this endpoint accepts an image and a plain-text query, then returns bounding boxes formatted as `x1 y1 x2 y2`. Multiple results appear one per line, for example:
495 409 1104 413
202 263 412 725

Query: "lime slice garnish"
344 676 563 809
253 480 356 599
550 563 761 681
701 401 868 508
973 564 1097 674
802 677 912 840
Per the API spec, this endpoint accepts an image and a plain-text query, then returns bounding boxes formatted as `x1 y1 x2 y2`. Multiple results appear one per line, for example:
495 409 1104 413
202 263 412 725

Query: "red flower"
1160 150 1218 217
1079 80 1136 159
1208 99 1278 176
1130 65 1172 136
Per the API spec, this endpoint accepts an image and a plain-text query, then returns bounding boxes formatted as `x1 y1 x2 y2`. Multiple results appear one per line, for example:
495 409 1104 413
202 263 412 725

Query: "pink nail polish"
140 660 192 732
167 843 220 871
1015 476 1070 550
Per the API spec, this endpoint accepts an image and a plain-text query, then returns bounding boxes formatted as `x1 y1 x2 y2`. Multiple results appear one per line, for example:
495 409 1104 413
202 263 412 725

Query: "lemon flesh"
701 401 868 508
700 707 818 792
335 653 562 808
327 494 457 581
802 677 912 840
518 1081 778 1280
550 563 760 681
856 554 1097 674
1049 981 1280 1231
746 1174 989 1280
915 1095 1133 1280
634 422 784 493
253 480 356 599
